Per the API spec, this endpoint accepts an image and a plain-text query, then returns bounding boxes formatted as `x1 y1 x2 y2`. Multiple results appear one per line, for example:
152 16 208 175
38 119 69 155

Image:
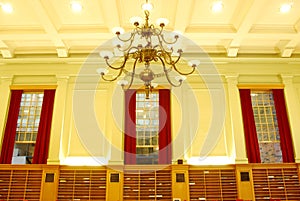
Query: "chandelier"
97 0 200 99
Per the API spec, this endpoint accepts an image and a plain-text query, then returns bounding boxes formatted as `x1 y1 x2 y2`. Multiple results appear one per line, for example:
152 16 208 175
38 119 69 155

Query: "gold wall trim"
10 85 57 90
238 84 284 89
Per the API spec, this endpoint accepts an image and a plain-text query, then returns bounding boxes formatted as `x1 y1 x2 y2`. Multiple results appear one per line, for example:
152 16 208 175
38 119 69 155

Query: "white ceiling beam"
279 19 300 57
226 0 268 57
173 0 194 33
29 0 69 58
0 40 14 58
100 0 121 34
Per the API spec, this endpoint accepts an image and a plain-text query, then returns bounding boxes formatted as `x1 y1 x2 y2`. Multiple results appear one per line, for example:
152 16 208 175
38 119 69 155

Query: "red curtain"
0 90 23 164
32 90 56 164
124 90 137 164
239 89 261 163
158 89 172 164
272 89 295 163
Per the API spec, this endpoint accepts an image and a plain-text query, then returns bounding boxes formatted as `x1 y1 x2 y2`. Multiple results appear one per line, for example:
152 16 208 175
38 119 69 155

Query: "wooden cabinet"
189 168 237 201
253 166 300 200
0 168 42 201
123 167 172 201
57 169 106 201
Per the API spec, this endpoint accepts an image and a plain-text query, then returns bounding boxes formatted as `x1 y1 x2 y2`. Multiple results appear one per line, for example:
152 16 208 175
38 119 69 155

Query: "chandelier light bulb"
99 51 114 59
175 75 187 82
188 60 201 67
112 27 125 35
117 80 129 86
142 2 153 11
130 16 143 26
1 3 13 13
156 18 169 27
96 68 109 75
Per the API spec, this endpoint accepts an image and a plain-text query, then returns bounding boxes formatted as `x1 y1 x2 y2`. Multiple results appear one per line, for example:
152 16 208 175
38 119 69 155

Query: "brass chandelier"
97 0 200 99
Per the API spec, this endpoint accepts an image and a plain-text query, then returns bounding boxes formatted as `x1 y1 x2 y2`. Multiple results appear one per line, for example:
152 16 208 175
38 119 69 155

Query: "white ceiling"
0 0 300 61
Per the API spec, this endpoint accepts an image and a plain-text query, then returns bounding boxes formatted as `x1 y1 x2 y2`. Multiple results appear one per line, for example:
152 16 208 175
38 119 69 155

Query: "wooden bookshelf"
189 168 238 201
252 165 300 201
0 168 42 201
57 168 106 201
123 167 172 201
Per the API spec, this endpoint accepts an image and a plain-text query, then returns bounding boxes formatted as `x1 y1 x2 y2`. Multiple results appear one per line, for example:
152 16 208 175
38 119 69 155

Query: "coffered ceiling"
0 0 300 62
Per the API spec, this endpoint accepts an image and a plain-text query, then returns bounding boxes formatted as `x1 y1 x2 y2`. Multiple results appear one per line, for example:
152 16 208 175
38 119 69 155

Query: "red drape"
124 90 136 164
0 90 23 164
32 90 56 164
158 89 172 164
272 89 295 163
239 89 261 163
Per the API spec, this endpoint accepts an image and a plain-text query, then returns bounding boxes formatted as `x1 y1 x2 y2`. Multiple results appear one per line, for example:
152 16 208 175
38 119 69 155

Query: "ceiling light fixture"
211 1 223 13
70 1 83 13
0 3 13 13
280 3 292 13
97 0 199 99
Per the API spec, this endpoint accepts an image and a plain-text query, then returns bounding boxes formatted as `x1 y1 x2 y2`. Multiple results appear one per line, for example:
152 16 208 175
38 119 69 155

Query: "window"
13 92 44 164
0 89 55 164
251 90 282 163
124 89 171 165
239 88 294 163
136 91 159 164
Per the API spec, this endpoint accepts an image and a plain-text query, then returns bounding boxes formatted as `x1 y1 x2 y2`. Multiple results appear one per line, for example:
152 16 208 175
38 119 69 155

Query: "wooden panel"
123 168 172 201
57 169 106 201
189 168 238 201
0 169 42 201
253 167 300 200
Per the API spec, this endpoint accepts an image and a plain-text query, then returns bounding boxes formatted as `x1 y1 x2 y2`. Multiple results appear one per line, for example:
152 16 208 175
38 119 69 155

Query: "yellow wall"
1 59 300 165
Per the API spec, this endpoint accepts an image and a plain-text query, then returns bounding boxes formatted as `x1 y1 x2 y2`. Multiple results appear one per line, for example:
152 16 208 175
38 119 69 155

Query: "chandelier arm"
171 53 182 64
122 57 139 90
157 56 183 87
101 69 123 82
160 34 179 45
116 32 135 43
117 33 138 52
172 63 196 75
105 55 128 70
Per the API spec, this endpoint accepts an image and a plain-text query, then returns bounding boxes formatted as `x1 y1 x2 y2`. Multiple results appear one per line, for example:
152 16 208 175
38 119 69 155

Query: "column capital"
225 73 239 85
56 75 70 82
280 74 293 85
0 75 13 84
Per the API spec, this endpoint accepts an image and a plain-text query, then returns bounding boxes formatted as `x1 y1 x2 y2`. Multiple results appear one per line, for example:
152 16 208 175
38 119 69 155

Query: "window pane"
251 90 282 163
136 91 159 165
13 92 44 164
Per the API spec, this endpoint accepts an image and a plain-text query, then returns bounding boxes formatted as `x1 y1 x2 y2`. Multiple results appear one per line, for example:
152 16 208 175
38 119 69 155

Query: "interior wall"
0 61 300 165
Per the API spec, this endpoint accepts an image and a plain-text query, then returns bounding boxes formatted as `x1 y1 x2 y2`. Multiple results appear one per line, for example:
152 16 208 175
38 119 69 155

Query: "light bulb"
2 3 13 13
280 3 292 13
188 60 200 67
99 51 114 59
142 3 153 11
70 1 82 12
96 68 108 75
112 27 125 35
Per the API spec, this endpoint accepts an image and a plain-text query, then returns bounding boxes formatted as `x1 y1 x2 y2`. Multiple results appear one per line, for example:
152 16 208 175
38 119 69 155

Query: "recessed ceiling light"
1 3 13 13
212 1 223 13
280 3 292 13
70 1 83 12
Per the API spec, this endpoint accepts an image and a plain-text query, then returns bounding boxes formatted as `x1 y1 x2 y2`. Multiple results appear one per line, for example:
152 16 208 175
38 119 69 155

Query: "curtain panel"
0 90 23 164
32 89 56 164
239 89 261 163
124 90 137 164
